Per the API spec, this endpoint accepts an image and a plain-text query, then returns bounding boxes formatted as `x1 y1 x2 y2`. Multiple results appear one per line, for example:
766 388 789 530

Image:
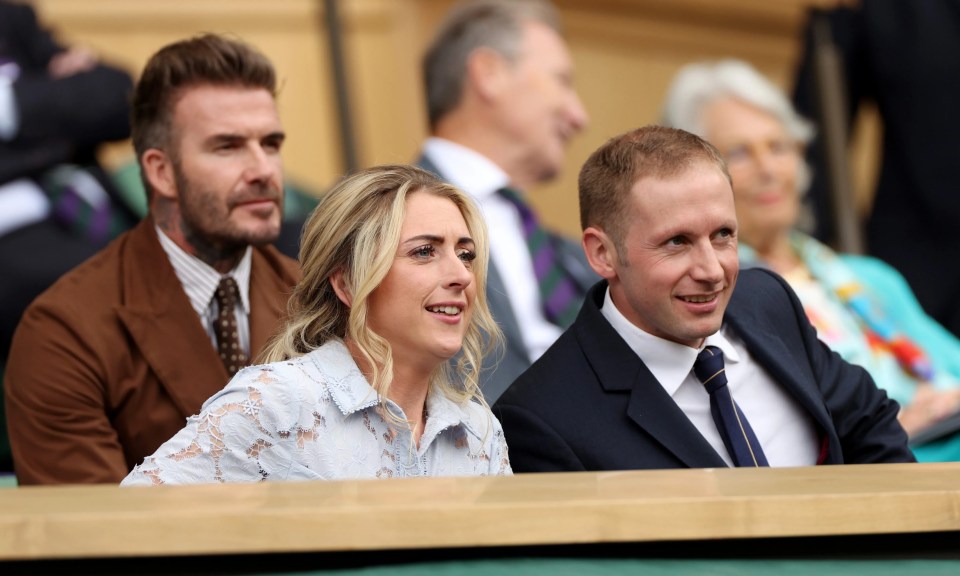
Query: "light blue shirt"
122 340 512 485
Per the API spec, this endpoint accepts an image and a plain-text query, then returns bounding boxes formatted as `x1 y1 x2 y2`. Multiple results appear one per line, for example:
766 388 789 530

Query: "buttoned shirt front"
122 339 512 484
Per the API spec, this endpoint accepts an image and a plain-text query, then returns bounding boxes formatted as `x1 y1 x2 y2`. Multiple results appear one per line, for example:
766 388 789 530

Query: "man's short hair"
578 125 731 252
131 33 277 161
422 0 560 129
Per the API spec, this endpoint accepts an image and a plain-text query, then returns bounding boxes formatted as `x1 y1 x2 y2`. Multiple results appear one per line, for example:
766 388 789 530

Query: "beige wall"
30 0 874 236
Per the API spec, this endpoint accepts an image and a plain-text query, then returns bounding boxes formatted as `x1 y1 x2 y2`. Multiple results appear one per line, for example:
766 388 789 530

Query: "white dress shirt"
0 61 19 140
600 287 820 467
0 179 50 237
156 226 253 356
422 137 562 361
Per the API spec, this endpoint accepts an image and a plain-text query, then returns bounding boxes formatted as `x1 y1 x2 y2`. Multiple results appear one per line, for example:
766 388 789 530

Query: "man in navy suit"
494 125 914 471
417 0 595 403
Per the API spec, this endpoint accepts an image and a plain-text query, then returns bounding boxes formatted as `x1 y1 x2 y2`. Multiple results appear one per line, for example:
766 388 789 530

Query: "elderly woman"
123 165 510 484
662 59 960 461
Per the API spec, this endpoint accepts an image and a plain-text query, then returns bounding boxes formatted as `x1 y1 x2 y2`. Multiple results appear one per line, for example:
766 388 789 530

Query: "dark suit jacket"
0 0 132 184
494 270 914 472
0 0 137 473
794 1 960 335
4 218 301 484
416 153 598 403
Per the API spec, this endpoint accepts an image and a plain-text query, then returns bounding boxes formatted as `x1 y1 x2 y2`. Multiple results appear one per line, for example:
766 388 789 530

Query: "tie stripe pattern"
214 277 249 376
43 166 131 244
498 187 580 328
693 346 769 467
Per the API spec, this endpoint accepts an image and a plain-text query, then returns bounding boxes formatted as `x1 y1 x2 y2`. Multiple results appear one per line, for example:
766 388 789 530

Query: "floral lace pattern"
122 340 511 485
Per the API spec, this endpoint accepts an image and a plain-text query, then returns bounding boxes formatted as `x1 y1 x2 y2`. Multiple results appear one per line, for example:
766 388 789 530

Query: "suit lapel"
575 284 727 468
116 219 229 416
486 261 531 364
416 154 441 178
725 312 835 436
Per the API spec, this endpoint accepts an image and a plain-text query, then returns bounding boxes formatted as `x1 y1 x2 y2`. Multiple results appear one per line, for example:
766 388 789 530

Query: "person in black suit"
794 1 960 338
493 125 914 472
0 0 136 473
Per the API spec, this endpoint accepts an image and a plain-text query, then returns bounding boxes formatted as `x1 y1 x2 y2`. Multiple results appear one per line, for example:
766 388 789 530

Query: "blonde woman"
123 165 510 484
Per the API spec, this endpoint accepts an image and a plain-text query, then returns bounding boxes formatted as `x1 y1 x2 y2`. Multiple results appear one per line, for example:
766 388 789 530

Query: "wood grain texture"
2 463 958 560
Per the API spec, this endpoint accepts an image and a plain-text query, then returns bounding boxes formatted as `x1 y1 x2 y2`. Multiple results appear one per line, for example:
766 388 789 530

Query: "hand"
898 385 960 436
47 46 98 79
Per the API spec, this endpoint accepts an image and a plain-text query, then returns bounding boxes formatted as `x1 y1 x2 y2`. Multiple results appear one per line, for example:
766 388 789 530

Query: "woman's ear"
330 270 352 307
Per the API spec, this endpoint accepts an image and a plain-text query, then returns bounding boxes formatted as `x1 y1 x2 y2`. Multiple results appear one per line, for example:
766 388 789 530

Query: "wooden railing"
2 463 959 561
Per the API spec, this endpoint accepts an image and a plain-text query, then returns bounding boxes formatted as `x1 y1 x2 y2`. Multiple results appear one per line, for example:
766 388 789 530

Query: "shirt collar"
310 339 477 437
599 286 740 396
155 225 252 316
423 137 510 199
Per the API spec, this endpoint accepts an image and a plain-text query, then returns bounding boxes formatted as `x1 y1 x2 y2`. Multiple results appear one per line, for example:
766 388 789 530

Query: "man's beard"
174 165 282 266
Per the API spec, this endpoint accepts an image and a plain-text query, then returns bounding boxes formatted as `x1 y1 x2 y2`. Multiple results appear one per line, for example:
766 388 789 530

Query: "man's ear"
330 269 352 308
465 46 510 102
141 148 177 202
582 227 620 280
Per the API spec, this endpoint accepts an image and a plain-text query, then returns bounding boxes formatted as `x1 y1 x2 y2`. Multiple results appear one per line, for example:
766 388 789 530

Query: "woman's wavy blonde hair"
260 164 500 407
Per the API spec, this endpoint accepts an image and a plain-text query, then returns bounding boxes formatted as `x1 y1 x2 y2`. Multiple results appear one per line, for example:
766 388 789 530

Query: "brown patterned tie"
214 277 249 376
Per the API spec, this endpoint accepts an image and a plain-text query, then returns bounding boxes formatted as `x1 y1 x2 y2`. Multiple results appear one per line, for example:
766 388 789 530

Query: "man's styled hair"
261 164 500 407
131 33 277 163
422 0 560 129
579 125 731 252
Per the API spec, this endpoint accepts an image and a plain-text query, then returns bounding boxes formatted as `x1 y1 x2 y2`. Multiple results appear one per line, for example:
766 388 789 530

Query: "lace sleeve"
122 367 297 485
489 417 513 476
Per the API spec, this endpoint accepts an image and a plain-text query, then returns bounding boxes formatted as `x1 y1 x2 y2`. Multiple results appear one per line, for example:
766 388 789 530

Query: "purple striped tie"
498 187 580 328
43 166 129 245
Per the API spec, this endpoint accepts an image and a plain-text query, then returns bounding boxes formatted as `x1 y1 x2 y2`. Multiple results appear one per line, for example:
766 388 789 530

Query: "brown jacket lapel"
115 219 230 416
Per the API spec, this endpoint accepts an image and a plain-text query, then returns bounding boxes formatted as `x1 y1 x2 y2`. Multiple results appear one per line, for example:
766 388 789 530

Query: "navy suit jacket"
494 269 915 471
416 153 597 403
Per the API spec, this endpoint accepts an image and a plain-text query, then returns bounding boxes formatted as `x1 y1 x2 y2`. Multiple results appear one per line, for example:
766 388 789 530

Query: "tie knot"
215 277 240 309
497 186 536 220
496 186 524 205
694 345 727 393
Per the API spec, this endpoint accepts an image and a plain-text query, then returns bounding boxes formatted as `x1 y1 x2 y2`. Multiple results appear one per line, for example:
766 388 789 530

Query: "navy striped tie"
693 346 769 467
498 187 579 328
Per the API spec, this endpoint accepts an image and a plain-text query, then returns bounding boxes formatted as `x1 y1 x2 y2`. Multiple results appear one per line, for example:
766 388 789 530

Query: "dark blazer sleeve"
737 269 914 464
0 2 132 183
13 64 132 146
495 402 586 473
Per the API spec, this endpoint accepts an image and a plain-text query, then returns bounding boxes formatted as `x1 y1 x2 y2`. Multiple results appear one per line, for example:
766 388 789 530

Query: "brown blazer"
4 218 301 485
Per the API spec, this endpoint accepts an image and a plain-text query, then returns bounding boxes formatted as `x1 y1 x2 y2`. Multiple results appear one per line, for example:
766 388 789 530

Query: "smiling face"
166 84 286 260
604 161 739 348
365 191 478 372
497 21 588 184
701 97 801 248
